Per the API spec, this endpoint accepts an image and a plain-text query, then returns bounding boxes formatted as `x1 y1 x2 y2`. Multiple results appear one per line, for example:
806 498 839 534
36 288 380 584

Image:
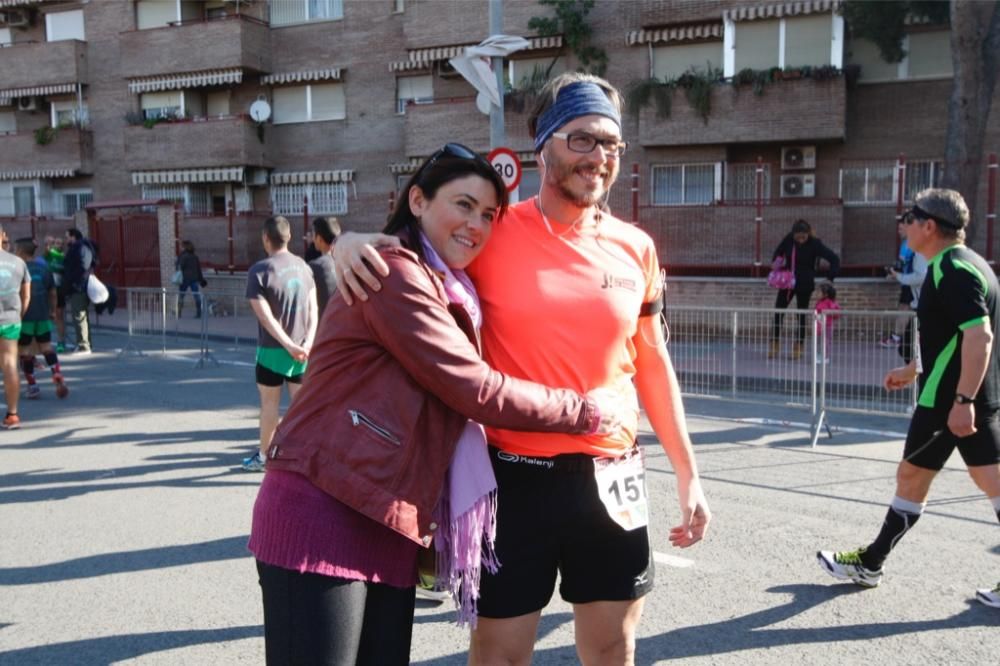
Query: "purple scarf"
420 234 499 628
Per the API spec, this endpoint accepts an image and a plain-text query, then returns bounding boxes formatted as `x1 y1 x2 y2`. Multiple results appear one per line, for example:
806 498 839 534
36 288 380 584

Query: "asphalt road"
1 330 997 665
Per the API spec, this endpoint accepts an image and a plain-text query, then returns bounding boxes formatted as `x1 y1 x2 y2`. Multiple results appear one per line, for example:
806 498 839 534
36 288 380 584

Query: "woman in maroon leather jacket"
248 144 621 665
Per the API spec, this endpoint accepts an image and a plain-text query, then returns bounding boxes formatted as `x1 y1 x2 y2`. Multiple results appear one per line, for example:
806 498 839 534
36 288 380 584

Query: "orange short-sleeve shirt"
466 198 662 458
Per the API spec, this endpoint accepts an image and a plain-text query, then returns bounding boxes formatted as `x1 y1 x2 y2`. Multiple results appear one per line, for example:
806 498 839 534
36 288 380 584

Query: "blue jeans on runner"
179 281 202 317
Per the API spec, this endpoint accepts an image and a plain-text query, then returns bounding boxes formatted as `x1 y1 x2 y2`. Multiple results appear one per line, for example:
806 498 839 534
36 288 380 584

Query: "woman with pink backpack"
768 219 840 360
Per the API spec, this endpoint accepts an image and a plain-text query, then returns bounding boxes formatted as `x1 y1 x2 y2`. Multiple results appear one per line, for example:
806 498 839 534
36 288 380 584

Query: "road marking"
703 415 907 440
653 551 694 568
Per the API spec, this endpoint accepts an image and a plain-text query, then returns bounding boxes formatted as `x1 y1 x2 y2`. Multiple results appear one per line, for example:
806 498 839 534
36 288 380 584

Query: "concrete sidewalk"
0 332 996 664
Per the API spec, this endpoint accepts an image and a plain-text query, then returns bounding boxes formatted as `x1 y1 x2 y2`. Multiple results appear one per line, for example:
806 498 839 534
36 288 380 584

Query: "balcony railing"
119 15 271 79
638 76 847 147
0 128 93 176
123 115 269 170
0 40 88 93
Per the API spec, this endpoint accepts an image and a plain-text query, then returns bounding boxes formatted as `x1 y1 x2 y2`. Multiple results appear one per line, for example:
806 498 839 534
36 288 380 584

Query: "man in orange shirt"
335 72 710 665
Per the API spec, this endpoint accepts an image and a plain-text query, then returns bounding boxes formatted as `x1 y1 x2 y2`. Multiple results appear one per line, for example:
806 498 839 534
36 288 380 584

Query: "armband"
639 298 663 317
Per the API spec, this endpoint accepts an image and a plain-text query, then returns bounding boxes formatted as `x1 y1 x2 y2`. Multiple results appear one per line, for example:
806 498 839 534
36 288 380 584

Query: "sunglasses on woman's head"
425 143 486 169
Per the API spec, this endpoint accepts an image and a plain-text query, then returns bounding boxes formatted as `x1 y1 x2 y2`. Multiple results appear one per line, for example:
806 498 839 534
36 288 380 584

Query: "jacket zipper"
348 409 401 445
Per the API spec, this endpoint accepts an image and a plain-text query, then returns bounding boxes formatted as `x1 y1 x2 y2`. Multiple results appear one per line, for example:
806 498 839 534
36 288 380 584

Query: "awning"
260 68 343 85
389 159 422 175
627 22 723 46
389 35 564 72
723 0 840 22
0 0 44 7
131 166 245 185
0 83 77 99
127 68 243 94
0 168 76 179
271 170 354 185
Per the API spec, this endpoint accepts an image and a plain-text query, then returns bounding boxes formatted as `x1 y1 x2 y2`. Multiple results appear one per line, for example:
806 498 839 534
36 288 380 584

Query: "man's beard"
550 161 617 208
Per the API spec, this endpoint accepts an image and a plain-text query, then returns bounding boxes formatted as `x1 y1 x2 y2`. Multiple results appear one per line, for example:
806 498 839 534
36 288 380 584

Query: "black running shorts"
255 363 304 387
476 446 655 619
903 406 1000 471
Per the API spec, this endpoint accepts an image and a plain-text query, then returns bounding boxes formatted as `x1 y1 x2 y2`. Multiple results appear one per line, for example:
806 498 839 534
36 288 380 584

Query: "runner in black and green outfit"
241 216 317 472
816 189 1000 609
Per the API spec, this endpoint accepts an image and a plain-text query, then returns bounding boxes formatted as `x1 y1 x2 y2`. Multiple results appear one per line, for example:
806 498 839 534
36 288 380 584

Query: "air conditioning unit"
781 145 816 170
1 9 31 28
781 173 816 198
16 96 37 111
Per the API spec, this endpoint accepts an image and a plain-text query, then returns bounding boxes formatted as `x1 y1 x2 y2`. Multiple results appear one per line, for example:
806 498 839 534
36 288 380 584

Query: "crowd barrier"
105 288 918 445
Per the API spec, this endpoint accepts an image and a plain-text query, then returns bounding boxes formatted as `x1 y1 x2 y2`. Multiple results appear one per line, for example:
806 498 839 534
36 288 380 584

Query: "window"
0 111 14 135
141 91 183 120
45 9 86 42
136 0 179 29
905 160 944 202
784 14 832 68
272 84 345 124
56 190 92 217
725 162 771 202
50 101 89 128
652 43 722 80
839 162 897 205
734 19 779 71
272 183 348 215
508 56 565 90
141 184 212 214
393 0 405 14
0 27 12 45
727 12 841 76
206 90 231 117
651 164 721 205
270 0 344 26
847 30 952 82
396 75 433 114
13 186 36 216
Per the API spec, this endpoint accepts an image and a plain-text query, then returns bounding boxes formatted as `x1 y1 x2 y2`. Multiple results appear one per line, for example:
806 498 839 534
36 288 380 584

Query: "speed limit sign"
487 147 522 193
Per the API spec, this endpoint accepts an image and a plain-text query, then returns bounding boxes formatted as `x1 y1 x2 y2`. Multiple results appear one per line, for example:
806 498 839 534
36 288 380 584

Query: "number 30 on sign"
487 147 522 193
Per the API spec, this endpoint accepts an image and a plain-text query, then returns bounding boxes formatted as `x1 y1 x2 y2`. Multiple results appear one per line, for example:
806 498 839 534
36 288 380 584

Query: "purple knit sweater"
248 469 420 588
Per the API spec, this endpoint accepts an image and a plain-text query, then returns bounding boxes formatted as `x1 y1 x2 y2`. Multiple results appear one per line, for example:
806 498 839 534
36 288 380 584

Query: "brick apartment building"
0 0 997 304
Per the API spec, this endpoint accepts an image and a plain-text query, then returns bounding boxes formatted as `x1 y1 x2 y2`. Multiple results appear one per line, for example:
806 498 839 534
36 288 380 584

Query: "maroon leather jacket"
266 245 597 547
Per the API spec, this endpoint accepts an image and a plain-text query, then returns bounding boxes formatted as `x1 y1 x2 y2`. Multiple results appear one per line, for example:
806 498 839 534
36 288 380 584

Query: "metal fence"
104 290 917 444
664 305 918 445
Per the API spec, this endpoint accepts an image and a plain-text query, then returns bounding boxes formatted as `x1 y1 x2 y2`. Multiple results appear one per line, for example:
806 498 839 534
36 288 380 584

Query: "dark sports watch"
954 393 976 405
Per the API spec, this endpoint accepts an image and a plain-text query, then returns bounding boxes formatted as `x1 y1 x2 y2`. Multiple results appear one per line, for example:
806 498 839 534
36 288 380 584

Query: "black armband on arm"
640 298 663 317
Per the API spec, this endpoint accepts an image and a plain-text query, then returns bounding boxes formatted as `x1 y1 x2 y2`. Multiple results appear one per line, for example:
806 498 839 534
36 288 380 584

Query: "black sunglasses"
904 205 959 229
423 143 487 171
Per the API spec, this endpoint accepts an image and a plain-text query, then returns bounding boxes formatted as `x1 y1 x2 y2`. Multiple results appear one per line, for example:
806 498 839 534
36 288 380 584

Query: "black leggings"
256 560 416 666
772 288 812 343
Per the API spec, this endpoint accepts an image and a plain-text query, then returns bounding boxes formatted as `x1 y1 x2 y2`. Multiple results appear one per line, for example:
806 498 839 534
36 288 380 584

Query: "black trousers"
256 560 416 666
772 287 812 343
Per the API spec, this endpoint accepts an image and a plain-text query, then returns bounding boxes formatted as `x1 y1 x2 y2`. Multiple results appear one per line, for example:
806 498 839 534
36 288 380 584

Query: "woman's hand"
586 385 639 436
333 232 401 305
669 477 711 548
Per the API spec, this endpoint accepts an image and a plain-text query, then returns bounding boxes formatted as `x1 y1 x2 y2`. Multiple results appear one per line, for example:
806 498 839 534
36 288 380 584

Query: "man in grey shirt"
242 216 317 472
0 224 31 429
308 216 341 319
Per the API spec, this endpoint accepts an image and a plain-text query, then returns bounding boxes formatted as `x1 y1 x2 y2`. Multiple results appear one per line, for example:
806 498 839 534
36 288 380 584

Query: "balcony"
638 76 847 147
0 128 93 177
403 97 533 157
0 40 88 93
123 116 269 171
119 16 271 79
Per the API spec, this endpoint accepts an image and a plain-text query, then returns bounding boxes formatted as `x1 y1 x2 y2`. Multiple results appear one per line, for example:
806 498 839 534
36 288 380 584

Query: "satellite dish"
249 98 271 123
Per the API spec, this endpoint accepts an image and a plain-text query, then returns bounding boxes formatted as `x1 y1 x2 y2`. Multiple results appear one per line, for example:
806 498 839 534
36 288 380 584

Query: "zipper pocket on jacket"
348 409 401 446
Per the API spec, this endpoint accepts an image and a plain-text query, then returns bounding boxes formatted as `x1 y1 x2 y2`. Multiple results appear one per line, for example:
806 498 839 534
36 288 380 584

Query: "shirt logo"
601 273 638 291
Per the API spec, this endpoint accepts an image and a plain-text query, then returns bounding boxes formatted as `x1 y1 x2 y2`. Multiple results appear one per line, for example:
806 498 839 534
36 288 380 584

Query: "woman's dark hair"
820 282 837 300
791 219 813 236
181 240 195 253
383 144 508 258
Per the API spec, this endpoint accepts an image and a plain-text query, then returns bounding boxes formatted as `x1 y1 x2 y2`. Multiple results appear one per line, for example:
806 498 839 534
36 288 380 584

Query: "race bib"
594 449 649 531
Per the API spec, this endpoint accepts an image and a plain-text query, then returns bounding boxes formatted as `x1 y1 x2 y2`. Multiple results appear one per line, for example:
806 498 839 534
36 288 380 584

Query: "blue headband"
533 82 622 153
